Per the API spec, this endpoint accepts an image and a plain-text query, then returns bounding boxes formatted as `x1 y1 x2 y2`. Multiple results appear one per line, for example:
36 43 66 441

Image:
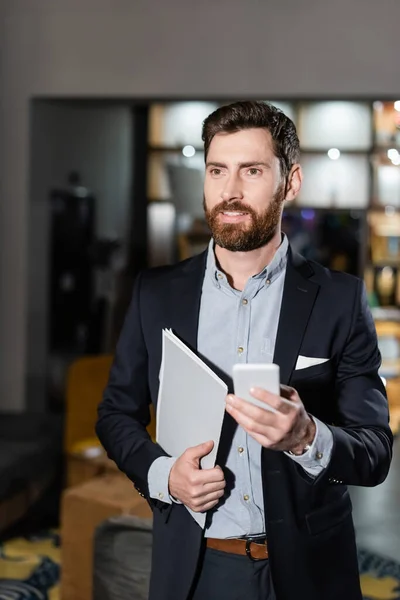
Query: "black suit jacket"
96 248 393 600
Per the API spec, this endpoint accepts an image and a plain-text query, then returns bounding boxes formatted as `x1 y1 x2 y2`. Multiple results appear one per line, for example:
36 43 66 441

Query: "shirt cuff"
285 417 333 476
148 455 182 504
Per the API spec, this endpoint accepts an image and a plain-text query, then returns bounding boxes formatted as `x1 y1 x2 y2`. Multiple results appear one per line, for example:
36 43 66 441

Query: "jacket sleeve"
321 279 393 487
96 271 168 499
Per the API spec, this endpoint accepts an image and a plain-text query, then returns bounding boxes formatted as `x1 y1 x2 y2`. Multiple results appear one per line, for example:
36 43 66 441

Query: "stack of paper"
156 329 228 527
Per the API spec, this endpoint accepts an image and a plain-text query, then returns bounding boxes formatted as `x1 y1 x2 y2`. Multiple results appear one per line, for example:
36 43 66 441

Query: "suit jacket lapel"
167 251 207 352
273 249 320 385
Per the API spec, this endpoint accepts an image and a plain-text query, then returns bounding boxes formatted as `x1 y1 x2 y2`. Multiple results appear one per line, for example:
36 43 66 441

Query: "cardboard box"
65 452 119 488
61 474 152 600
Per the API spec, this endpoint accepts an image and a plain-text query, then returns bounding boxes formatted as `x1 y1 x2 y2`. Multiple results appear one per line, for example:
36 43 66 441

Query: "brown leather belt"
206 537 268 561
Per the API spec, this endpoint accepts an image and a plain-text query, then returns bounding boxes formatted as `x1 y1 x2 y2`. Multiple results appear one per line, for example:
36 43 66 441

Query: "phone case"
232 363 280 412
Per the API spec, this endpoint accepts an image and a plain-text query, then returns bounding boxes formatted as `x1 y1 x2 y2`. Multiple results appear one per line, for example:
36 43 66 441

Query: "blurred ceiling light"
182 145 196 158
327 148 340 160
391 156 400 166
387 148 399 160
394 101 400 112
385 205 396 216
373 101 384 111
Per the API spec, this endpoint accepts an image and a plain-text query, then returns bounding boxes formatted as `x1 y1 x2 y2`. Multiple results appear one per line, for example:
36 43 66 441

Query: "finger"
185 440 214 461
201 479 226 495
250 387 297 415
191 489 225 510
226 394 277 424
195 466 225 485
279 385 298 401
226 402 279 436
192 499 220 513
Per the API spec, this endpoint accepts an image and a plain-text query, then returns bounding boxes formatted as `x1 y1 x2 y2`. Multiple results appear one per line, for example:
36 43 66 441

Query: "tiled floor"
351 436 400 562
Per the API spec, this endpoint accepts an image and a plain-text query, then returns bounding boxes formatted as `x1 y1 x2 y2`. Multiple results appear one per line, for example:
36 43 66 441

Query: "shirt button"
316 451 323 460
217 273 223 279
238 447 244 454
242 299 248 305
266 279 271 285
237 347 244 354
243 494 250 502
158 492 164 499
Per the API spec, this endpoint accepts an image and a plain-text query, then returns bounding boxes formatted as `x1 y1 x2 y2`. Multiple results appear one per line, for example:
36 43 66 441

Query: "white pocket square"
295 355 330 370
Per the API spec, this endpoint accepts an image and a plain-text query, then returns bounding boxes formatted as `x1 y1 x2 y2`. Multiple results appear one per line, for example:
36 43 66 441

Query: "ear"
284 164 302 202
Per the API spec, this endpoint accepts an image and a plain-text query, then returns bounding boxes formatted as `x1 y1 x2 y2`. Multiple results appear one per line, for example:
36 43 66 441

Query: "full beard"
203 187 285 252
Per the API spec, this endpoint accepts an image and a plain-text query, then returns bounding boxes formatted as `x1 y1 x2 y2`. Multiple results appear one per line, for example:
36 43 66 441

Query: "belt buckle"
245 538 263 561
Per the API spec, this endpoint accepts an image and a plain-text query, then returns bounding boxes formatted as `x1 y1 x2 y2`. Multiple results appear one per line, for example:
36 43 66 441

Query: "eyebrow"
206 161 271 169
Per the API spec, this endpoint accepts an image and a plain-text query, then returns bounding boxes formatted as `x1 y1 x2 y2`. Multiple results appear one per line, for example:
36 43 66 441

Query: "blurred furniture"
0 413 62 533
375 319 400 434
64 354 156 487
49 172 96 355
64 354 114 455
60 474 152 600
367 211 400 308
66 452 120 489
386 378 400 435
61 355 157 599
64 354 114 487
93 514 153 600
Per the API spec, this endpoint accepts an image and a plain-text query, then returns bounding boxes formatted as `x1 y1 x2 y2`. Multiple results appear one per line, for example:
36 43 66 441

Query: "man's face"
203 128 286 252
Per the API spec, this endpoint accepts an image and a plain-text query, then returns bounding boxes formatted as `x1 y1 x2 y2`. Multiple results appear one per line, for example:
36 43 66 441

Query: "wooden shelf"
372 307 400 322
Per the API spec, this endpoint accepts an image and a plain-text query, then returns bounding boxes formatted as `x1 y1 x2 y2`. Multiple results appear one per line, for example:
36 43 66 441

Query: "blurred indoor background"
1 2 400 600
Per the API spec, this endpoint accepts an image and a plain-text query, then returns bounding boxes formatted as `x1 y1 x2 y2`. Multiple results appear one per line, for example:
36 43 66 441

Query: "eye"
210 168 222 176
247 168 261 176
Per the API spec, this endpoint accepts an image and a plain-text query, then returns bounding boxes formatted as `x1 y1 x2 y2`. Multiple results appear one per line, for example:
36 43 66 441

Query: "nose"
221 173 243 201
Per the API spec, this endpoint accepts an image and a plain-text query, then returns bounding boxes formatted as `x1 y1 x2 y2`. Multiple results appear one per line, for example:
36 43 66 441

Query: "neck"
214 229 283 291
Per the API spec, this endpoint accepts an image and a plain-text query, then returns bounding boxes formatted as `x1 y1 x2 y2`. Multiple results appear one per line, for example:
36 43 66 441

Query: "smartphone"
232 363 280 412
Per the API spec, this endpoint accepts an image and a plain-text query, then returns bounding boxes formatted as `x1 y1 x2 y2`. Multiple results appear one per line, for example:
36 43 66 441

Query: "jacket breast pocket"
306 489 352 536
291 361 333 383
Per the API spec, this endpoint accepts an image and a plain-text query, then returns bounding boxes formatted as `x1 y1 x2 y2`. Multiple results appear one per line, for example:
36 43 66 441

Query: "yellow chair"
64 354 156 486
64 354 114 455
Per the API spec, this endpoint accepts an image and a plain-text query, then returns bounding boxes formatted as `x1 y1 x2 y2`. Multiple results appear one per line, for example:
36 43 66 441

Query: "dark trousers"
190 548 276 600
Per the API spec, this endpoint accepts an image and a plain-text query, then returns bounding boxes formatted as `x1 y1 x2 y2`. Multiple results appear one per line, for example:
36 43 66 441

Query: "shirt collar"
206 233 289 289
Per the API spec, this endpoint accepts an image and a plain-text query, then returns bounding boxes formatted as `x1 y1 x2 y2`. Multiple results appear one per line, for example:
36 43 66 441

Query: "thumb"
186 440 214 462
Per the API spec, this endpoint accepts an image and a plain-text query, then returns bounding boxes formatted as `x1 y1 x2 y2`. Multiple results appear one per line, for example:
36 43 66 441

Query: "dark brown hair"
202 101 300 179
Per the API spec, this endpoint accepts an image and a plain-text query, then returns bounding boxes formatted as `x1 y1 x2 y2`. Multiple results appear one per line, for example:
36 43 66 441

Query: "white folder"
156 329 228 527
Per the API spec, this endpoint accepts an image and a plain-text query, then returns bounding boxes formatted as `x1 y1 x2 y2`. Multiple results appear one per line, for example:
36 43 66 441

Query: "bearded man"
96 101 392 600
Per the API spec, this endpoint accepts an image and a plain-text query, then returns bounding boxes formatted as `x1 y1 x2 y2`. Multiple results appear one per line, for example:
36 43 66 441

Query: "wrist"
289 417 316 456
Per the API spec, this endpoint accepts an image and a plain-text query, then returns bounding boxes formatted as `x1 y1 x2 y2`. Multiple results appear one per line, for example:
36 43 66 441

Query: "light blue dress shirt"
148 235 333 538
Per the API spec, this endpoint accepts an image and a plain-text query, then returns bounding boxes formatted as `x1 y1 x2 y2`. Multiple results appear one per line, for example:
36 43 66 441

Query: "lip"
218 211 249 223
